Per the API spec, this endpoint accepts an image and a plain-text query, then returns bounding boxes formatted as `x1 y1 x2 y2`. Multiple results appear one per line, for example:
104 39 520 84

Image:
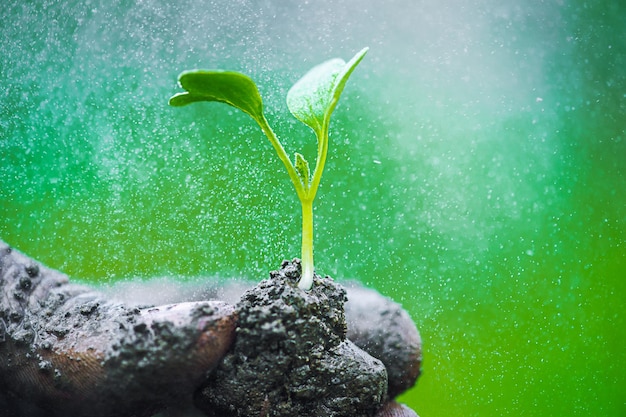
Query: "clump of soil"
195 259 387 417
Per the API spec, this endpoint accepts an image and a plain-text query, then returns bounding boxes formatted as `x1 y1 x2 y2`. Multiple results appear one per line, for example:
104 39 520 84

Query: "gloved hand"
0 241 421 417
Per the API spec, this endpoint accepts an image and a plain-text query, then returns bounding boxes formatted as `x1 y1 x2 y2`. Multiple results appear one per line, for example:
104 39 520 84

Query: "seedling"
169 48 368 290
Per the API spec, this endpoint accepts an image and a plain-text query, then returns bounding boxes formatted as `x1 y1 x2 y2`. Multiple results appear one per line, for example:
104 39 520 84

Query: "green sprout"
169 47 368 291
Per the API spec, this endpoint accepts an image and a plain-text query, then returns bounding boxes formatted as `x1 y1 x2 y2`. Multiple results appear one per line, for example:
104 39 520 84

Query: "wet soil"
194 259 388 417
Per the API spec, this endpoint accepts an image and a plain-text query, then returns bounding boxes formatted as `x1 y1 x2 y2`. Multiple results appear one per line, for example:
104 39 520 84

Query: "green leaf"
169 70 265 124
286 47 368 134
294 152 310 188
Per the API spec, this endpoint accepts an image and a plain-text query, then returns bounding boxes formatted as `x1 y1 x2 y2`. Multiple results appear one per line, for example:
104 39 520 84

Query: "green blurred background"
1 0 624 415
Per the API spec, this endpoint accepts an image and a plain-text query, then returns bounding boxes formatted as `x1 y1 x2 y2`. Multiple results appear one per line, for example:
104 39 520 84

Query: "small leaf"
295 152 310 188
169 70 265 124
169 92 216 107
286 47 368 134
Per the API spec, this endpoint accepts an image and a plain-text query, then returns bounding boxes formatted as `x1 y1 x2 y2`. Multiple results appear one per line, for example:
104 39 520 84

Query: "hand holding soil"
0 241 421 417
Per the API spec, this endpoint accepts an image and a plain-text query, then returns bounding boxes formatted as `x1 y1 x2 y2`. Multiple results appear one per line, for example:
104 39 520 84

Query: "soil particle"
195 259 387 417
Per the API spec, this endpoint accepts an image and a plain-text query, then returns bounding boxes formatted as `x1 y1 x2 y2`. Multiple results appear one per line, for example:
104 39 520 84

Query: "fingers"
375 400 420 417
345 283 423 417
112 276 424 400
344 282 422 398
0 241 236 417
119 276 424 409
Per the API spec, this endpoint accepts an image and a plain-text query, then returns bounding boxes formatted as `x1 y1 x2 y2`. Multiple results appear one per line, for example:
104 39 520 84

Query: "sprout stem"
257 115 316 290
298 198 315 290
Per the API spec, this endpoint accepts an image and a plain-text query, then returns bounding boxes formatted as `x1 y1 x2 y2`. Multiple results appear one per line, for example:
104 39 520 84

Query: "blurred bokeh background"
1 0 624 415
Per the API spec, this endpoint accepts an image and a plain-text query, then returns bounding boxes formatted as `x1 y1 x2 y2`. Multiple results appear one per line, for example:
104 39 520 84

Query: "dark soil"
195 259 388 417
